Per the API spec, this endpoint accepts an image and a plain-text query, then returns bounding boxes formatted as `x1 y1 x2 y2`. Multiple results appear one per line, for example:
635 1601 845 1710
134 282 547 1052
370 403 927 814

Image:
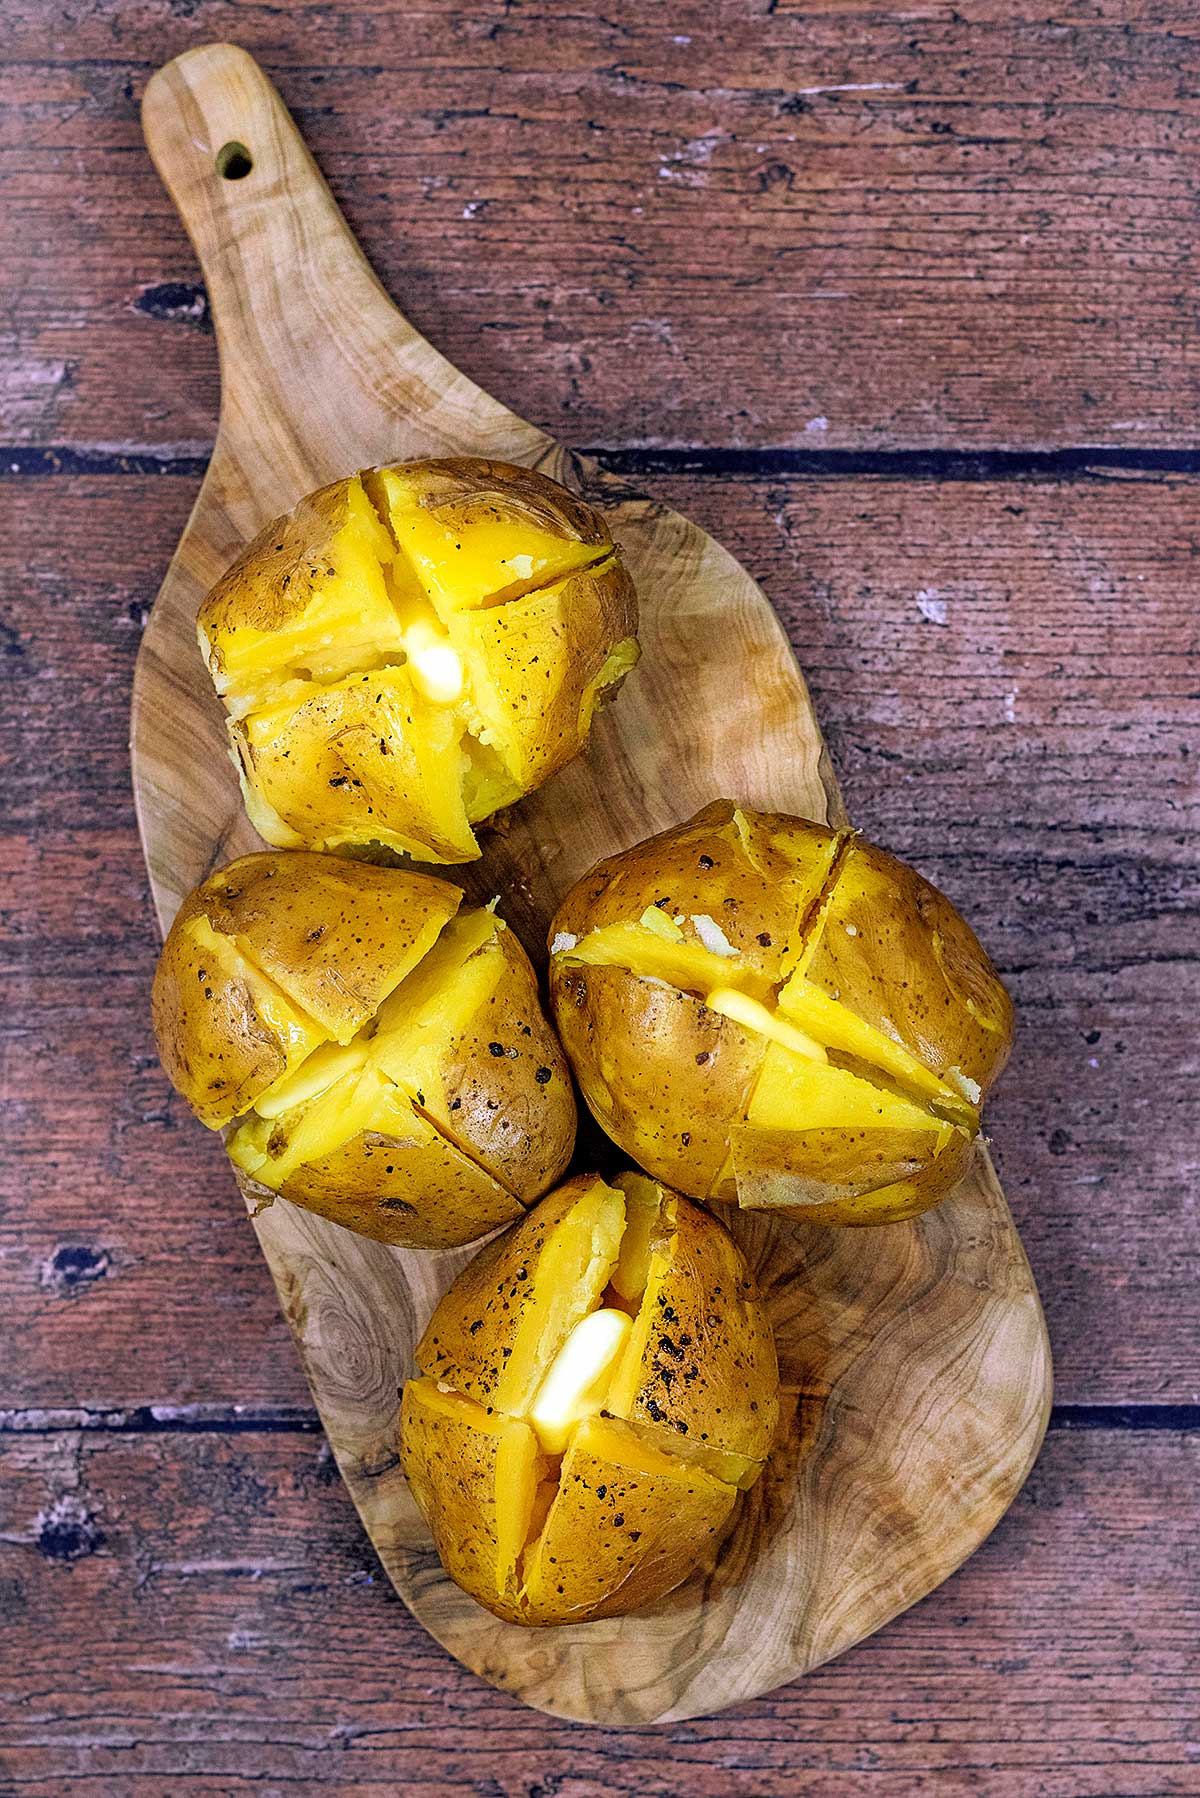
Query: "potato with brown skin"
198 458 639 864
548 802 1014 1227
400 1171 780 1624
151 851 575 1247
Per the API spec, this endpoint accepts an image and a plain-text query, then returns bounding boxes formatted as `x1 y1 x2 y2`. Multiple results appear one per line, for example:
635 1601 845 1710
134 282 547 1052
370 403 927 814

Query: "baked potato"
400 1170 780 1624
197 459 640 863
151 851 575 1246
547 802 1014 1226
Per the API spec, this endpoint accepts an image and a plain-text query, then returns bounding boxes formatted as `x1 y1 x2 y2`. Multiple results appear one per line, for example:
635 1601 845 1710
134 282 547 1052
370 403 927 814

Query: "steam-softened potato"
151 851 575 1246
198 459 640 863
547 802 1014 1226
400 1171 780 1624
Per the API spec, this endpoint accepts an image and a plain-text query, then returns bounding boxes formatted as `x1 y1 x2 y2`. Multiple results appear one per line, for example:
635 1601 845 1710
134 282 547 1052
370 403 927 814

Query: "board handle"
141 43 552 487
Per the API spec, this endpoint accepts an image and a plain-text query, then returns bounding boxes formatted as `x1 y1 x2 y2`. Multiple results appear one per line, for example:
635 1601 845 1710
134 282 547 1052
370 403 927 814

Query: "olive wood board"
131 42 1053 1726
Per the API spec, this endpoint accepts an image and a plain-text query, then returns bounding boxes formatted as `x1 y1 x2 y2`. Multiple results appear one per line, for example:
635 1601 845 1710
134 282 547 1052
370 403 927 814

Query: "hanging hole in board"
216 141 254 181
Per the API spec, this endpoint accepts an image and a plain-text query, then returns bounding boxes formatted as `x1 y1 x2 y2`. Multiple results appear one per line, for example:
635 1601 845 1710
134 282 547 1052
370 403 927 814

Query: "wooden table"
2 5 1196 1791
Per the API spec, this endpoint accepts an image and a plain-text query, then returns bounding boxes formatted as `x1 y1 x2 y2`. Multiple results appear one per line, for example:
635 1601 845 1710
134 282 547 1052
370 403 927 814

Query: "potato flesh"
610 1170 665 1304
566 920 775 1006
200 468 633 861
402 1176 776 1623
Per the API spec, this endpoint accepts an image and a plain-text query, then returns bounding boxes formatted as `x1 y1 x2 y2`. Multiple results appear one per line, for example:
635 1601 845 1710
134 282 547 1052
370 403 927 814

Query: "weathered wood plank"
1 469 1195 1408
0 1424 1194 1793
4 2 1200 450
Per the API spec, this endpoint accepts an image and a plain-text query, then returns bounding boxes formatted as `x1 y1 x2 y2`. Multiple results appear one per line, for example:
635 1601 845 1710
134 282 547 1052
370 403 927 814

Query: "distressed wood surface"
120 43 1048 1724
0 1424 1195 1796
1 0 1197 1782
6 2 1200 454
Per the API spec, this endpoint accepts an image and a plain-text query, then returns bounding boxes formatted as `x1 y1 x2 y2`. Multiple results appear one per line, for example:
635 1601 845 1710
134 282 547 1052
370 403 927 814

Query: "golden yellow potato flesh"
151 852 575 1247
548 802 1014 1227
197 458 640 863
399 1172 780 1625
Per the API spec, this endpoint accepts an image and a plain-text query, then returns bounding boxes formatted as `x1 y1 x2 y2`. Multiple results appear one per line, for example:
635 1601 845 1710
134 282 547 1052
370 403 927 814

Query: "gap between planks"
7 446 1200 482
0 1404 1196 1436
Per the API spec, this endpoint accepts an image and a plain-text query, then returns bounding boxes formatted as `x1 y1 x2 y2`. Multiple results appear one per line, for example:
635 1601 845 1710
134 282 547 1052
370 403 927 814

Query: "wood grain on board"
0 1424 1194 1797
112 42 1050 1722
2 471 1193 1415
6 1 1200 452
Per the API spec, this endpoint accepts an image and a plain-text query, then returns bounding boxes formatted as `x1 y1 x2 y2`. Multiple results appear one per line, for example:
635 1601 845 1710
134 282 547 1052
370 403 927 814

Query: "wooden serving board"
132 43 1053 1726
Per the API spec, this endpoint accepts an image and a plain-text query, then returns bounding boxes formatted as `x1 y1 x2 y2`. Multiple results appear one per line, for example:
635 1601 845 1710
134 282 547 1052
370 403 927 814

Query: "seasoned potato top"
198 459 639 863
402 1172 780 1623
151 852 575 1239
548 802 1014 1217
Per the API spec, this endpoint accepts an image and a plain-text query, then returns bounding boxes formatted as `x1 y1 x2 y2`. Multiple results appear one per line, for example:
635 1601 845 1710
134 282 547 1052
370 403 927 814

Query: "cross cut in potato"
400 1171 780 1625
151 852 575 1247
197 459 640 863
548 803 1014 1226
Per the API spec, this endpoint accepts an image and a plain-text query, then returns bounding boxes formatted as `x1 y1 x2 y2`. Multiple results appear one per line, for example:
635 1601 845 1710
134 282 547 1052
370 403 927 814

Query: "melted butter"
526 1308 633 1456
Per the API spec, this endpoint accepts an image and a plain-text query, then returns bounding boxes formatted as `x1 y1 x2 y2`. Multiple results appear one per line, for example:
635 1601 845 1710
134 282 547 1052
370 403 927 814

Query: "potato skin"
199 477 395 664
549 803 1014 1227
231 669 478 864
400 1380 543 1618
802 838 1014 1093
184 851 460 1042
400 1174 779 1624
153 851 453 1128
450 555 639 795
150 906 319 1132
261 1113 526 1249
607 1175 779 1483
198 458 639 864
730 1124 980 1228
519 1417 738 1624
152 851 575 1248
552 962 764 1201
377 456 613 557
430 923 577 1206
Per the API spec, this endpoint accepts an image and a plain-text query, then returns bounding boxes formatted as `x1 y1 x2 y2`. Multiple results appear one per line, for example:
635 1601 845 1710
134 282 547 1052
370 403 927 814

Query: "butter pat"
527 1308 632 1455
403 619 464 705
